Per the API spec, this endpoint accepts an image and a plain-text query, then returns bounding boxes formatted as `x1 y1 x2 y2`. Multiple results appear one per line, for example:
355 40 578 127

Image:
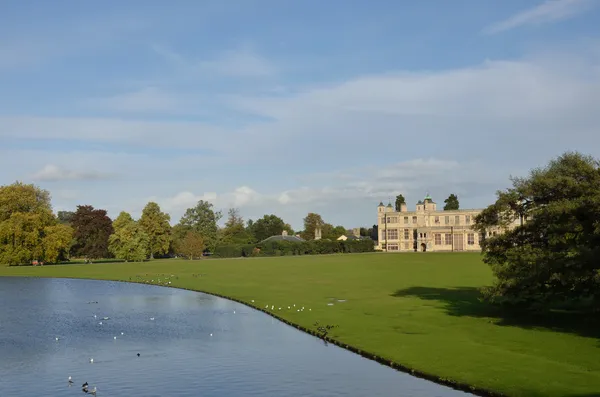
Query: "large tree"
178 200 221 252
395 194 406 212
108 211 149 261
302 212 325 240
139 202 171 258
249 214 286 242
179 230 205 260
321 224 347 240
70 205 114 260
221 208 252 244
0 182 71 265
474 151 600 309
443 194 460 210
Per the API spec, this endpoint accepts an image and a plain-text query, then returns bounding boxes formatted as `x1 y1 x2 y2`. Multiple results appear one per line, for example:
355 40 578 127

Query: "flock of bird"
53 272 337 395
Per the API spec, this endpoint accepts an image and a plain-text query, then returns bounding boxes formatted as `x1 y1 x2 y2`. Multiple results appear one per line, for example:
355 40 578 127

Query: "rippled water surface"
0 277 471 396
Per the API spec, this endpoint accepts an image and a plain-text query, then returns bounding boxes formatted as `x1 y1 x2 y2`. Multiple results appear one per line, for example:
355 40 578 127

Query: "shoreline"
0 273 505 397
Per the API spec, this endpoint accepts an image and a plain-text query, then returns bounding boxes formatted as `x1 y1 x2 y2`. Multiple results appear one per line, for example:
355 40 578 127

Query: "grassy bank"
1 253 598 397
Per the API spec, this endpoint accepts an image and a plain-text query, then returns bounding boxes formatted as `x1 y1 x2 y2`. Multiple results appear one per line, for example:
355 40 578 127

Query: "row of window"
381 230 479 245
381 214 472 226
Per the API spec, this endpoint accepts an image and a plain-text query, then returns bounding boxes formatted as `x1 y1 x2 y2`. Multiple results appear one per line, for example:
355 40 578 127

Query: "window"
435 234 442 245
435 216 440 224
465 215 471 224
444 233 452 245
419 233 423 238
404 216 408 224
467 233 475 245
404 242 410 250
387 243 399 251
381 217 386 224
445 216 450 225
381 230 386 240
492 231 497 236
455 215 460 225
424 233 427 238
412 216 417 224
404 229 409 240
479 232 486 243
388 229 398 240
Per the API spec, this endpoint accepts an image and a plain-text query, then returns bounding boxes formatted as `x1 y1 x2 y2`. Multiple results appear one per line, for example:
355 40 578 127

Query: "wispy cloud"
31 164 113 182
151 43 277 79
483 0 595 34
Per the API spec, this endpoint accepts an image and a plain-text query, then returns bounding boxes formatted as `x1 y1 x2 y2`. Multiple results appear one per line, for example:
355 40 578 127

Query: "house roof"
260 235 305 243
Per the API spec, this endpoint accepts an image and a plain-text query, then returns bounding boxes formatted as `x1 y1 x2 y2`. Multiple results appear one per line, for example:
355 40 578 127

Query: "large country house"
376 194 520 252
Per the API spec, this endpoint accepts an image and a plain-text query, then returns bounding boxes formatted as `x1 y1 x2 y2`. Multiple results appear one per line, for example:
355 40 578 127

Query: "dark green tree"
473 151 600 309
70 205 113 260
443 194 460 210
394 194 406 211
178 200 222 252
249 214 286 242
57 211 75 225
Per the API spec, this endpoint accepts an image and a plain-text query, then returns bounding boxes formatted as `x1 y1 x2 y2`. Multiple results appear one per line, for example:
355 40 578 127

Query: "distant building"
337 227 370 241
260 230 305 244
376 193 521 252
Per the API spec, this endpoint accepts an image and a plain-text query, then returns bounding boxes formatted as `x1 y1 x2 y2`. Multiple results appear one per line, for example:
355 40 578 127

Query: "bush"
213 238 374 258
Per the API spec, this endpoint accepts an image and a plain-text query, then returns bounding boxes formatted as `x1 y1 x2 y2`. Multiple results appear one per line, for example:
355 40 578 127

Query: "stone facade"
376 194 519 252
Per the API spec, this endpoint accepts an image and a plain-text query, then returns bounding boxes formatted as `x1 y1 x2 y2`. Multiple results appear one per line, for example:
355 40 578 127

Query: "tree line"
0 184 375 265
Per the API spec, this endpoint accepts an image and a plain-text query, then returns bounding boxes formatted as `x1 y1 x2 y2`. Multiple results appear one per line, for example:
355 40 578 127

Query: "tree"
70 205 114 260
360 227 369 237
0 182 70 265
473 151 600 309
370 225 378 241
139 202 171 258
395 194 406 212
178 200 221 252
221 208 252 244
57 211 75 225
443 194 460 210
249 214 286 242
108 212 149 262
179 230 205 260
321 224 346 240
302 212 325 240
42 224 74 263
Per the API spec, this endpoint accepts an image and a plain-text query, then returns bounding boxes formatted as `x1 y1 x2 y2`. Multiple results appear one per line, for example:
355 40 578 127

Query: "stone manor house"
376 194 520 252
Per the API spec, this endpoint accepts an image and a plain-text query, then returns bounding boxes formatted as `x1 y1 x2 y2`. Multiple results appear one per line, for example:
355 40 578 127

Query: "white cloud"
483 0 596 34
31 164 112 182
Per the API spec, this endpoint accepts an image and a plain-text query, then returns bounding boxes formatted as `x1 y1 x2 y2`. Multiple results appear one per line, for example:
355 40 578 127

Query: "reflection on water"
0 277 471 397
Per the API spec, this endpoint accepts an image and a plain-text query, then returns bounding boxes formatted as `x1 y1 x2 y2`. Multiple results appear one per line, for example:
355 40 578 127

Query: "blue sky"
1 0 600 230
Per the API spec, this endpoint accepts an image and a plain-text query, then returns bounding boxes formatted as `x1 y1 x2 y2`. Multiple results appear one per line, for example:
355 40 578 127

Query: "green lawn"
1 252 599 397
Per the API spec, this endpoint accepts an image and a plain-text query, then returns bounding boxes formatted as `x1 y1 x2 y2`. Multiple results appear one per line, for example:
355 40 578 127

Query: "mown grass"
1 252 599 397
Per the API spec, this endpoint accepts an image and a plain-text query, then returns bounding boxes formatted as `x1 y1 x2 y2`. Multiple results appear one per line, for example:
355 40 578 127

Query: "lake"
0 277 471 396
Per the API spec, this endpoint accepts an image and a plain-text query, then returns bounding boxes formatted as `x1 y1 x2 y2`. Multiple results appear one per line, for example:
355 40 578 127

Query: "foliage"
443 194 460 210
220 208 253 244
0 182 71 265
70 205 114 260
108 212 149 261
248 214 286 242
370 224 378 241
474 151 600 309
301 212 325 240
213 238 374 258
42 224 74 263
0 181 51 222
178 200 221 252
139 202 171 258
395 194 406 211
321 223 347 240
57 211 75 225
179 230 205 259
360 227 369 237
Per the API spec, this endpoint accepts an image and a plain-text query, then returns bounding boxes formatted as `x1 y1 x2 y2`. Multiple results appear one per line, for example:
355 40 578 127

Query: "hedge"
213 239 375 258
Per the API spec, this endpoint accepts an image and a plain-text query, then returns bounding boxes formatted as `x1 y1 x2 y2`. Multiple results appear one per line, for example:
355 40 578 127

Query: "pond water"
0 277 471 397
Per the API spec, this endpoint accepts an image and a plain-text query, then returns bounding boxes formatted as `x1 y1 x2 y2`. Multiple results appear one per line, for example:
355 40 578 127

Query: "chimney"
400 203 407 212
314 226 322 240
352 228 360 238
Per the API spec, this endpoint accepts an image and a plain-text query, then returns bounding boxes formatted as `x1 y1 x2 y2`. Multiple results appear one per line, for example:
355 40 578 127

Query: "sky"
1 0 600 231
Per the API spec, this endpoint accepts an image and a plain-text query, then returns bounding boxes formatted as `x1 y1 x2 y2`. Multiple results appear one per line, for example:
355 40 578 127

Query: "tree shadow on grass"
392 286 600 340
